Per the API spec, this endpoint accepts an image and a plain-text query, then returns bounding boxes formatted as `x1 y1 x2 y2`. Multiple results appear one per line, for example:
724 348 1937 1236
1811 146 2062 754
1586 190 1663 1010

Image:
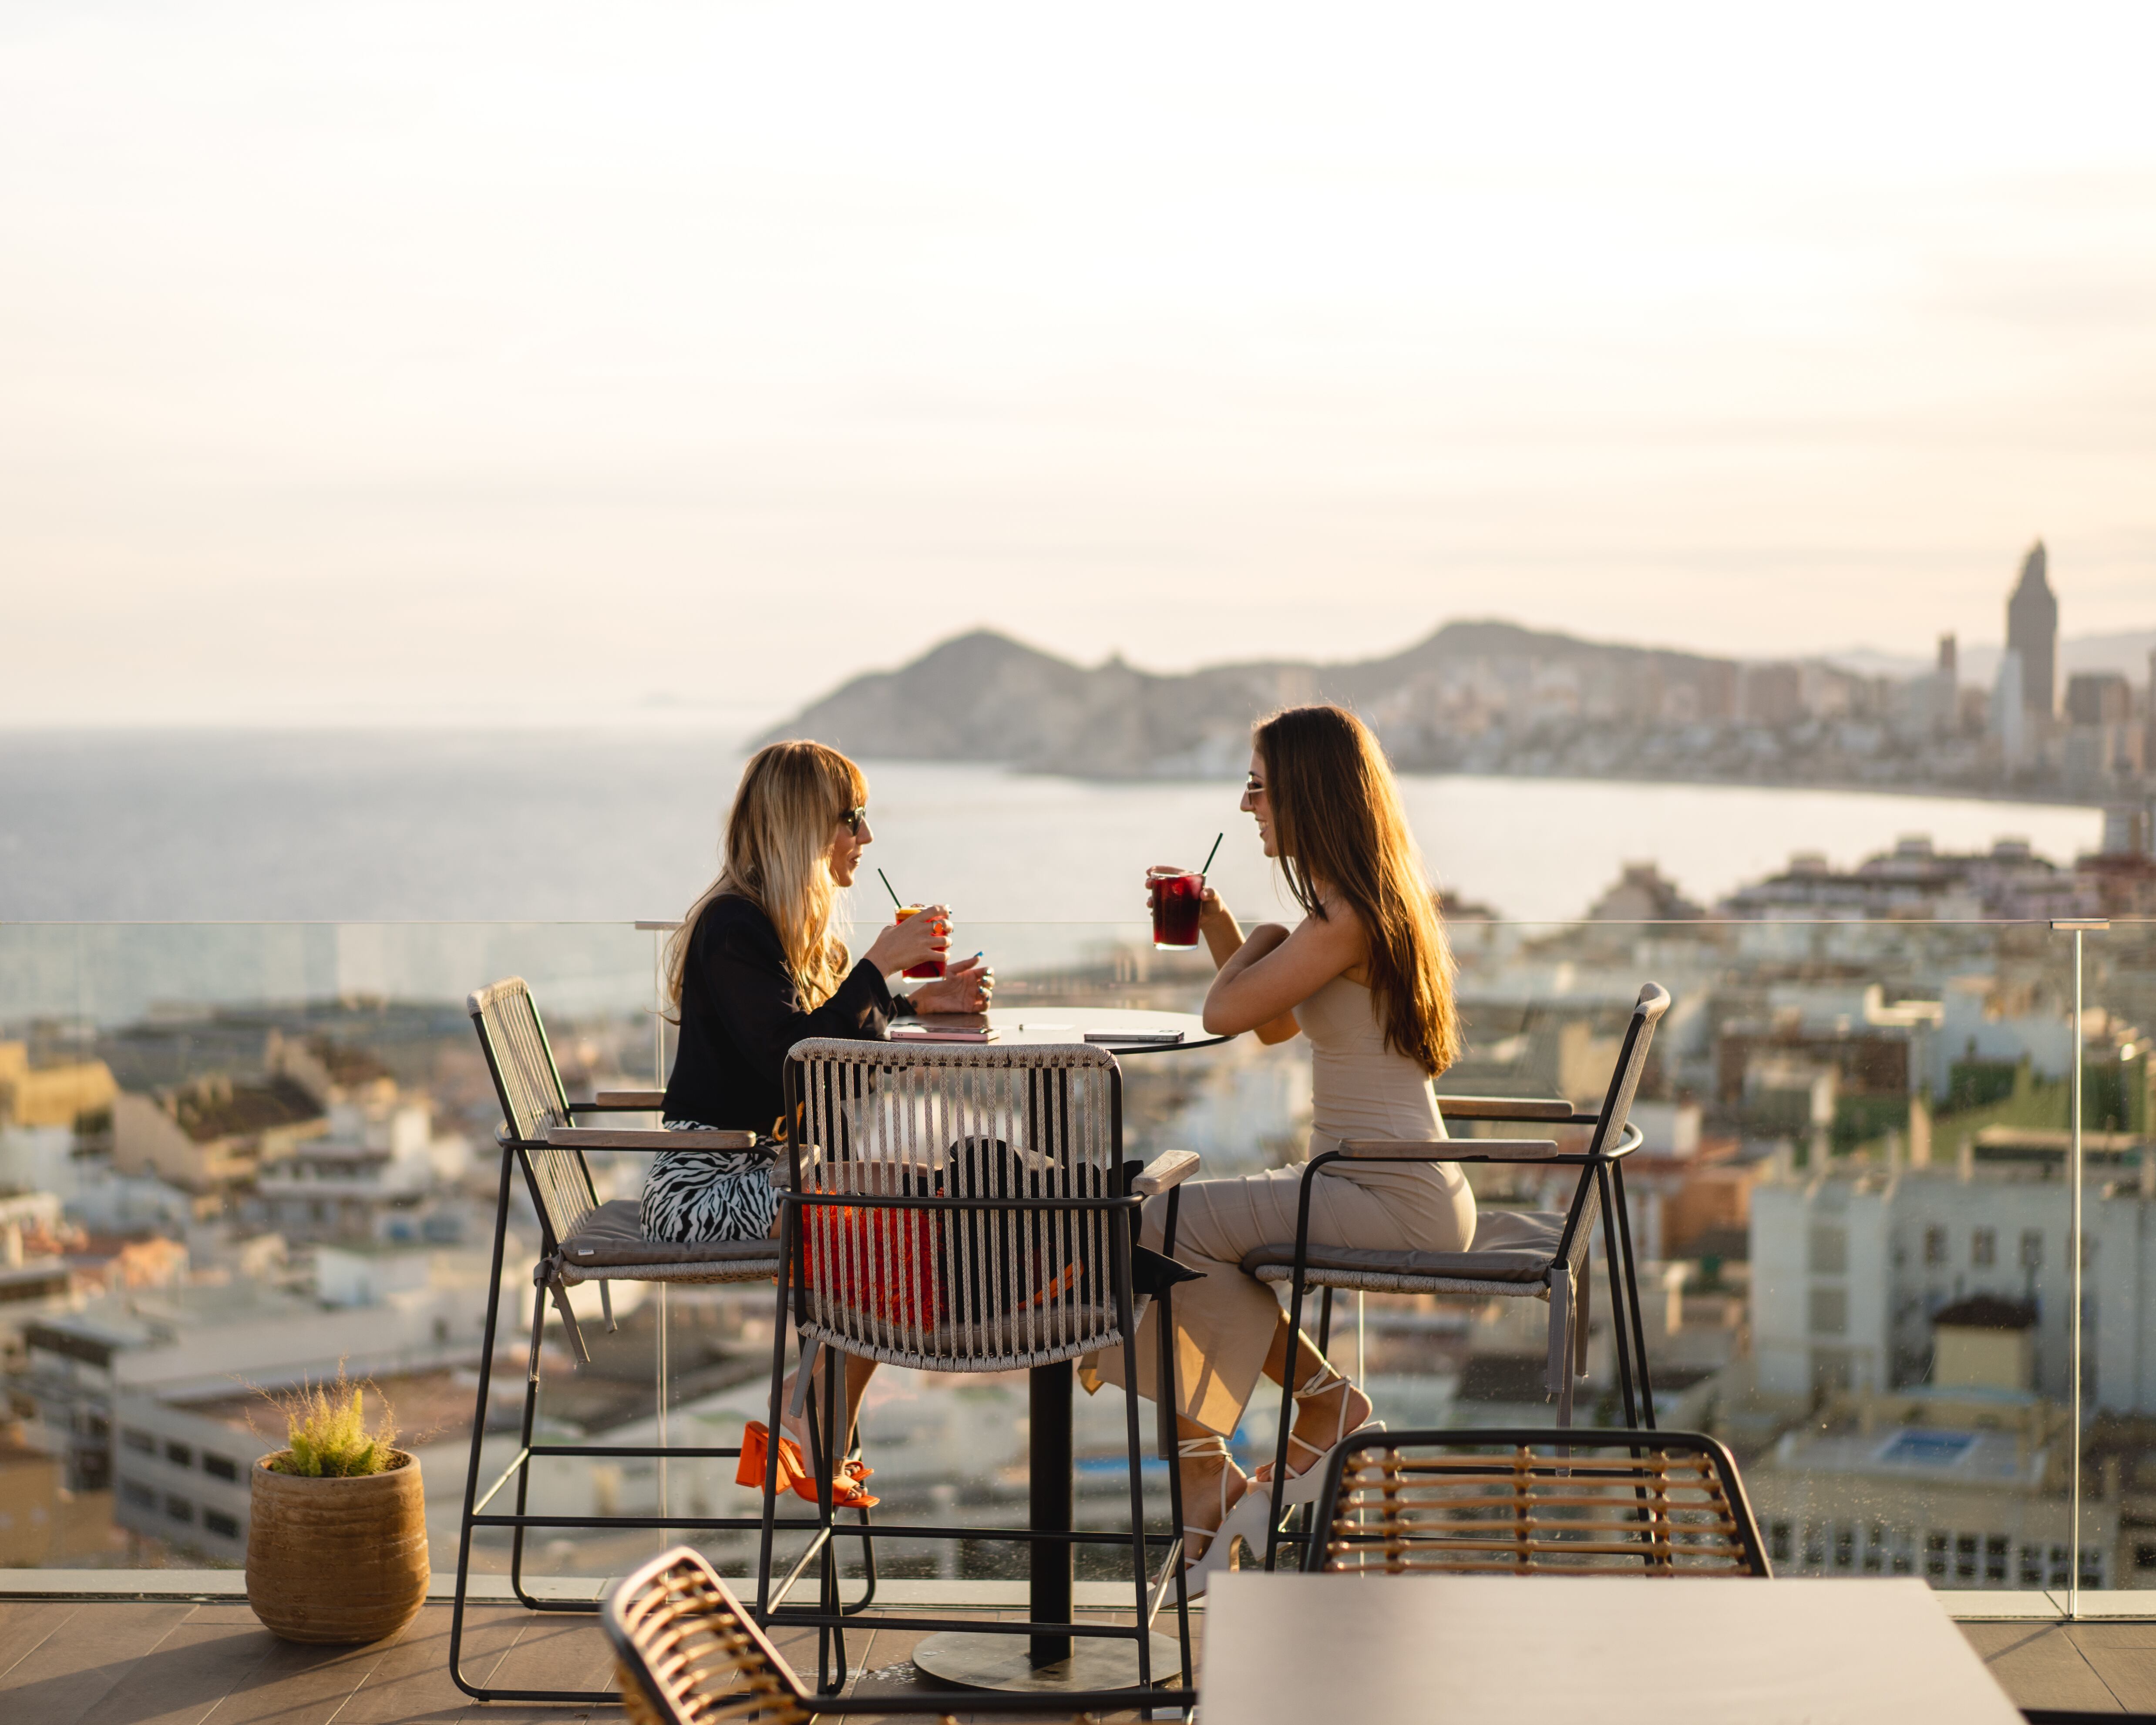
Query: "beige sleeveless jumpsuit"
1087 973 1476 1435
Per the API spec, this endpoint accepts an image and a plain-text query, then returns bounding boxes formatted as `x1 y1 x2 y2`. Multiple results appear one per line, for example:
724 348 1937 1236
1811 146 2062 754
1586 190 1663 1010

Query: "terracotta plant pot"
246 1449 428 1644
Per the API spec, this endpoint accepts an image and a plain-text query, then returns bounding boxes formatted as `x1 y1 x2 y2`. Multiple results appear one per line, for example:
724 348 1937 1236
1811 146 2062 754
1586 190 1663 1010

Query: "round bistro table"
907 1006 1231 1697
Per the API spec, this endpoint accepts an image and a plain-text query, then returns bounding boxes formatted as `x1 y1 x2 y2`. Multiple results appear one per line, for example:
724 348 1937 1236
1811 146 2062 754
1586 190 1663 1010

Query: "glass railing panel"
0 914 2128 1600
1736 914 2138 1594
0 920 659 1574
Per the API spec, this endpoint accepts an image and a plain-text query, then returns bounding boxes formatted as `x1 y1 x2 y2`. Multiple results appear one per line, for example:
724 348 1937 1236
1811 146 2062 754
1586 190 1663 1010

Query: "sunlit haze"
3 2 2153 727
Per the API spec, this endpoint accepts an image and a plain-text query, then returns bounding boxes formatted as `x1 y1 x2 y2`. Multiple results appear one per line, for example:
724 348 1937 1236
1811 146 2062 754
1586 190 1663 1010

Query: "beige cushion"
560 1197 780 1270
1238 1208 1567 1285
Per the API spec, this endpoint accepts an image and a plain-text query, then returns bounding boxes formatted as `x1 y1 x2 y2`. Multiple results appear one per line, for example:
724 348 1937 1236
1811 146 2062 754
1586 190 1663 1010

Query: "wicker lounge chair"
1303 1425 1769 1577
605 1544 1120 1721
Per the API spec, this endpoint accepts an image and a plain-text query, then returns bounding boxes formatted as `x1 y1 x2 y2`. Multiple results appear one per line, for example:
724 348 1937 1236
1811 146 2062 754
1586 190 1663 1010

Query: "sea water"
0 728 2105 926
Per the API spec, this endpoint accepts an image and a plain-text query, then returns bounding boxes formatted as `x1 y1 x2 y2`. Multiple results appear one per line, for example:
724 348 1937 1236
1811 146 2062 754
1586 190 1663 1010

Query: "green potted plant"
246 1367 427 1644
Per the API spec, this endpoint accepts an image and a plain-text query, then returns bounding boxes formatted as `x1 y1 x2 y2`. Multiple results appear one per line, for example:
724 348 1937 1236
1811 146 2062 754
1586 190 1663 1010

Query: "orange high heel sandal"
735 1420 804 1492
735 1421 879 1509
804 1469 878 1510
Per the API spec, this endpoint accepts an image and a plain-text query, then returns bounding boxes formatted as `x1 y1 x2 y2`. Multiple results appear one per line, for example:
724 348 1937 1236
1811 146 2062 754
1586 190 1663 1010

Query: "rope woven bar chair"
755 1037 1199 1705
1244 980 1674 1571
1302 1427 1770 1577
450 976 796 1705
605 1545 1124 1721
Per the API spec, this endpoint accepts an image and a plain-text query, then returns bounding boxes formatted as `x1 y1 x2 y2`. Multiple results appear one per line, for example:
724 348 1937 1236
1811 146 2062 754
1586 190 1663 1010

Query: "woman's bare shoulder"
1305 893 1369 945
1302 893 1370 982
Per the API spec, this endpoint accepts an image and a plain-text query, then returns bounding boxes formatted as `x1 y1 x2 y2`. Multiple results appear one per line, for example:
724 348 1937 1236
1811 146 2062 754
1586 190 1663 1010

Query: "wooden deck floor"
1960 1619 2156 1716
10 1596 2156 1720
0 1598 1190 1725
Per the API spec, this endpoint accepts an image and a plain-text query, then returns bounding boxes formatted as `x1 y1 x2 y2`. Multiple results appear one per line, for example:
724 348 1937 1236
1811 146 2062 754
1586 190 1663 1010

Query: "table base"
911 1630 1185 1694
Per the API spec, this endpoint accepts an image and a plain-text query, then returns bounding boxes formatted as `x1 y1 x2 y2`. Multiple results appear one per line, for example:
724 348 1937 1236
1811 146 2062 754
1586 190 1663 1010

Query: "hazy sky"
3 3 2153 728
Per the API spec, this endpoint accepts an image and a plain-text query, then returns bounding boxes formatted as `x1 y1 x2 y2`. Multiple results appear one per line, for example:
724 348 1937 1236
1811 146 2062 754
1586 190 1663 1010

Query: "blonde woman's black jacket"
659 894 908 1136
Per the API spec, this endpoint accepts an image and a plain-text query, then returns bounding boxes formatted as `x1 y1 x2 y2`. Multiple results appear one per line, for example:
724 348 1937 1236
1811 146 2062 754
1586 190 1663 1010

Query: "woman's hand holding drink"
867 902 952 979
893 903 948 978
1146 865 1209 950
1145 832 1228 952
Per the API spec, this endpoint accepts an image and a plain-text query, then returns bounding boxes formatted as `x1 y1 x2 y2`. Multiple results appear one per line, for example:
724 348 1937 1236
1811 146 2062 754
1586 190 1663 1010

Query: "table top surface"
1198 1573 2021 1725
911 1006 1232 1054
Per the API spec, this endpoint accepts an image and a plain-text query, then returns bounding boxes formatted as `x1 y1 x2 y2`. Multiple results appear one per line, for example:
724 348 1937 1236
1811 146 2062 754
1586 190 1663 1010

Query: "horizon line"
7 617 2152 734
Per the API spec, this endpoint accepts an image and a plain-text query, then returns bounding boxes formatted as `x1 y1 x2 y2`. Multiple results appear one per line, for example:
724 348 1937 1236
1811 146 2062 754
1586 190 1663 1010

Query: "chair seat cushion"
561 1198 781 1270
1238 1208 1566 1284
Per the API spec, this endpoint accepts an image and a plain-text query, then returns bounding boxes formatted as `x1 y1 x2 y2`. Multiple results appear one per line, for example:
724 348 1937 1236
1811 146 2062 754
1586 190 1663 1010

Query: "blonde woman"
654 738 991 1193
647 741 992 1497
1095 704 1470 1589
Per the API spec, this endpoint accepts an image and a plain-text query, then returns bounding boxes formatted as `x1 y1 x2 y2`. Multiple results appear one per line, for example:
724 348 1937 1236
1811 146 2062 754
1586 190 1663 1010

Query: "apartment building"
111 1071 325 1211
110 1366 484 1563
254 1087 469 1243
1753 1164 2156 1405
11 1249 516 1497
0 1042 117 1130
1744 1161 2156 1589
110 1392 265 1560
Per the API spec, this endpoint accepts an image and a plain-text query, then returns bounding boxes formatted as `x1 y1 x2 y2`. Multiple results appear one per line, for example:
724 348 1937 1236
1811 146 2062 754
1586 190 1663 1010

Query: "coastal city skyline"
761 539 2155 800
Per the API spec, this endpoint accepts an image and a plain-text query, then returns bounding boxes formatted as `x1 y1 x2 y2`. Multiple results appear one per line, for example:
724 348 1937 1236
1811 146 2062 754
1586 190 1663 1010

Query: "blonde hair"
665 741 868 1017
1252 704 1460 1076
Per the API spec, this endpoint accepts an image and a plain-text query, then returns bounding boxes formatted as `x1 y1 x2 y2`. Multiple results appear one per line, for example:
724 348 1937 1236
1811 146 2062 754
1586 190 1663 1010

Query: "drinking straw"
875 868 905 909
1199 832 1224 876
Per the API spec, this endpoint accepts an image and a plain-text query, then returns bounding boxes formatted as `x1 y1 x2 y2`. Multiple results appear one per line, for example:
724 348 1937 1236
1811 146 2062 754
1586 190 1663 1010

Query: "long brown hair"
1252 704 1460 1075
665 741 868 1017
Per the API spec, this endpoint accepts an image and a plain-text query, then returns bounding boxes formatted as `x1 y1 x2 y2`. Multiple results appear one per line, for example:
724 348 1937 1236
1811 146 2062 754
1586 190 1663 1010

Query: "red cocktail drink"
895 904 946 979
1149 869 1205 950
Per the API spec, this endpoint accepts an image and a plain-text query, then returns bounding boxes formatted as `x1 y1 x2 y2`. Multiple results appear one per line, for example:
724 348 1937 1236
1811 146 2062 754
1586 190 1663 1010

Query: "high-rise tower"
1930 633 1960 736
2005 541 2057 717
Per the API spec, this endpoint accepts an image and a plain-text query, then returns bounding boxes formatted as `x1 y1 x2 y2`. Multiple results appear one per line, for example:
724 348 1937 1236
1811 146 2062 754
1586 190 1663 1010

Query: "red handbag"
795 1190 942 1330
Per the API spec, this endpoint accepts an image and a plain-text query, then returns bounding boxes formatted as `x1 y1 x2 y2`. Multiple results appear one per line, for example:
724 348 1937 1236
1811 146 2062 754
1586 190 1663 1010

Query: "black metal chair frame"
450 978 868 1706
1258 981 1673 1571
749 1040 1197 1710
1301 1425 1772 1577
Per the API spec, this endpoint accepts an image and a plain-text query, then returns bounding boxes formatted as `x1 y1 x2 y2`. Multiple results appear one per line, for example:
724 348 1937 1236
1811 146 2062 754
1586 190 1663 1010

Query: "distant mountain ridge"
758 619 1750 778
762 616 2154 794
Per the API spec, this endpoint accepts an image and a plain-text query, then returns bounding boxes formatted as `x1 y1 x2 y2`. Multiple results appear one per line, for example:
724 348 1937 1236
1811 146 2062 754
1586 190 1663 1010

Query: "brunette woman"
1091 704 1470 1589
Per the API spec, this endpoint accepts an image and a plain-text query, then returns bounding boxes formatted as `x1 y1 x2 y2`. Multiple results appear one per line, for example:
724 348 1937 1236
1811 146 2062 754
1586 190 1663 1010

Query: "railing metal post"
639 918 681 1552
2054 917 2107 1621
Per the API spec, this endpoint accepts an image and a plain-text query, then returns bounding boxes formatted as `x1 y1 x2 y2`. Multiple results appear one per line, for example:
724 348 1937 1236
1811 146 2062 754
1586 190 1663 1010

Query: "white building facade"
1754 1167 2156 1408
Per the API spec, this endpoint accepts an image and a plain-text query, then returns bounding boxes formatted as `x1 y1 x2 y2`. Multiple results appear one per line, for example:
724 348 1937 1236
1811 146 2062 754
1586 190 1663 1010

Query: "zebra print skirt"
640 1122 783 1243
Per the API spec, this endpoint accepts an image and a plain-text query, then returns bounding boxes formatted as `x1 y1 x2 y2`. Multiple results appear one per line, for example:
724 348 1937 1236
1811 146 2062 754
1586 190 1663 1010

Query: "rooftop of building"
1935 1294 2039 1331
27 1279 320 1354
1772 1424 2041 1487
167 1075 324 1143
163 1365 481 1445
306 1038 394 1088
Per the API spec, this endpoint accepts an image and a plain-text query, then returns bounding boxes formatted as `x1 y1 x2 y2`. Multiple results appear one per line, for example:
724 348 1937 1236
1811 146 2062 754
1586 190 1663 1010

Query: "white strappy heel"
1177 1434 1264 1600
1254 1358 1382 1511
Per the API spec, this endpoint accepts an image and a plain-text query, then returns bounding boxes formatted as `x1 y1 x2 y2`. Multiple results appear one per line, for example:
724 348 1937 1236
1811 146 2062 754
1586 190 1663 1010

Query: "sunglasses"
840 806 868 836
